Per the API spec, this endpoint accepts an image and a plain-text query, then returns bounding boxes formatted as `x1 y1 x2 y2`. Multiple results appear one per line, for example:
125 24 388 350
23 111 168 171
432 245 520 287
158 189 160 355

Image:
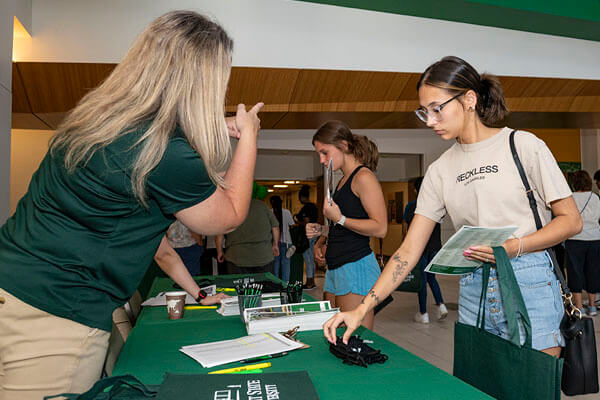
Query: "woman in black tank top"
307 121 387 330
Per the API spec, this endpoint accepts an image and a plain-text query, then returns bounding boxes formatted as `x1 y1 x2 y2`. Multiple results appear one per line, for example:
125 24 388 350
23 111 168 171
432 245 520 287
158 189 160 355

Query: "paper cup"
165 291 187 320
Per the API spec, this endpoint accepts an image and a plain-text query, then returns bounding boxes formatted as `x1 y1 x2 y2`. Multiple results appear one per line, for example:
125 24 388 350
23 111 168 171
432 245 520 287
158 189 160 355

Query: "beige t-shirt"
415 127 572 238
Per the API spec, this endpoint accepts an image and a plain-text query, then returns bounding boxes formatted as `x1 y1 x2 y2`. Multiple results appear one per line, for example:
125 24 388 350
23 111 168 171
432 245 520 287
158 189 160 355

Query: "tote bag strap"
475 262 491 330
44 374 157 400
475 247 533 348
493 246 533 348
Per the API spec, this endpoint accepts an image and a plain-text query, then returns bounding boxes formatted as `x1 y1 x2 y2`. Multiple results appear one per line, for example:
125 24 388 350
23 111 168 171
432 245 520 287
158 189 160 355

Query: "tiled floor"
307 269 600 399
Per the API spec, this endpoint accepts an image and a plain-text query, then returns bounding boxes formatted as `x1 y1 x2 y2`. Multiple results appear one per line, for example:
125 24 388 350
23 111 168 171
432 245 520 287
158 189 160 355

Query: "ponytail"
476 74 508 126
349 134 379 171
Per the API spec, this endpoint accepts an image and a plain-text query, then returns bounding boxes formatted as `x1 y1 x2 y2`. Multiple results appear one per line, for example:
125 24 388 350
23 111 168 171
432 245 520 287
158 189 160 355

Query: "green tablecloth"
113 274 491 399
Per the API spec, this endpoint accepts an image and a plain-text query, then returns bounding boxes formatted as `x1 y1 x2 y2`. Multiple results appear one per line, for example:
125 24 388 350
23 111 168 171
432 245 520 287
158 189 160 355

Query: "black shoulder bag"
509 130 599 396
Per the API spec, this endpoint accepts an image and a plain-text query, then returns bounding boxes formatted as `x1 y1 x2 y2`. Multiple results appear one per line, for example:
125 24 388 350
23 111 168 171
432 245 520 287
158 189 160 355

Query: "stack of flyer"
217 293 281 316
242 300 338 335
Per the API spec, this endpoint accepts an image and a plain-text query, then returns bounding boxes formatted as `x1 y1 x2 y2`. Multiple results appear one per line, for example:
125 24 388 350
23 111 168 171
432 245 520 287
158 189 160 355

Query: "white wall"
13 0 600 79
258 129 453 172
1 0 15 224
255 152 318 180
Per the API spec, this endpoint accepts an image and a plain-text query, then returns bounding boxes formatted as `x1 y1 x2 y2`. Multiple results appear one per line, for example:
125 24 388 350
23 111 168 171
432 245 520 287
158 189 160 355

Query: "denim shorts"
324 252 381 296
458 251 564 350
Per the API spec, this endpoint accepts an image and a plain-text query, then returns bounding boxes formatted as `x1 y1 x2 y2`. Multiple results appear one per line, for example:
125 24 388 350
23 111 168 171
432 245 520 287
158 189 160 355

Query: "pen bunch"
237 283 263 310
280 281 303 304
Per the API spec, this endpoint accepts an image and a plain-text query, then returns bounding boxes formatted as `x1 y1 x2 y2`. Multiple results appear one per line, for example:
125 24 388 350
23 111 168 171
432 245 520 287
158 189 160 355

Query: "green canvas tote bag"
453 246 562 400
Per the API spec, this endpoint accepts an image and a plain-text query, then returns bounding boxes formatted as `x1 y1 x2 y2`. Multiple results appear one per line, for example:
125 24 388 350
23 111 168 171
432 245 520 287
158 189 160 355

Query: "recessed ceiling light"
273 184 288 188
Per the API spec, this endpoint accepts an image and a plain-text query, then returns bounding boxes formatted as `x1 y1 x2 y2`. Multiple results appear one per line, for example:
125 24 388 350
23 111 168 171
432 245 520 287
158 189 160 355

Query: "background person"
0 11 263 399
270 195 295 282
295 185 319 289
217 184 280 275
165 220 204 276
403 177 447 323
594 170 600 193
308 120 387 330
324 56 581 364
564 170 600 315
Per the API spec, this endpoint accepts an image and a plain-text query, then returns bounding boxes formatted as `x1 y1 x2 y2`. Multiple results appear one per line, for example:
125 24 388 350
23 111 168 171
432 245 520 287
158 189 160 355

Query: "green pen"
240 352 288 364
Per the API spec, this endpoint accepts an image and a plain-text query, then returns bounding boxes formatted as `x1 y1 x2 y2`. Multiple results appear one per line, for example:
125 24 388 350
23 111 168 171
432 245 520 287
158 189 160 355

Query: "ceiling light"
283 180 295 184
273 184 288 188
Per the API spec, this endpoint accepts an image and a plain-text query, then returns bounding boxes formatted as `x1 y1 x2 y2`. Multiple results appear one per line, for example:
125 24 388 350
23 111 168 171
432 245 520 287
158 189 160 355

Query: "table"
113 274 491 399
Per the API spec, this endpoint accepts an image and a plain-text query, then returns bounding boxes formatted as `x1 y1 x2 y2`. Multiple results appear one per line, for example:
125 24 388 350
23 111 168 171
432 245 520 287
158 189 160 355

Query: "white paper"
424 225 518 275
141 285 216 306
180 332 304 368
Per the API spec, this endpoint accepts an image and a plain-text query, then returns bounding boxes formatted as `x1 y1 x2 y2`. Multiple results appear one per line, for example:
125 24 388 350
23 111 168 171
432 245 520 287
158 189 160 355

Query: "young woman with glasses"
323 56 582 360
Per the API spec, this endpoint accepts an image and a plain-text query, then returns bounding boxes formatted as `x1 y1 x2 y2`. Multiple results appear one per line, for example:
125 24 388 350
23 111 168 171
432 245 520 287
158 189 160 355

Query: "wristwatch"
195 289 208 303
337 215 346 226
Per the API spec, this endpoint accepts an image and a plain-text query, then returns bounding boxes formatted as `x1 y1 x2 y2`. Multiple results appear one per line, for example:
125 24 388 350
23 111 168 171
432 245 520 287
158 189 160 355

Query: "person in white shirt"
323 56 582 360
565 170 600 315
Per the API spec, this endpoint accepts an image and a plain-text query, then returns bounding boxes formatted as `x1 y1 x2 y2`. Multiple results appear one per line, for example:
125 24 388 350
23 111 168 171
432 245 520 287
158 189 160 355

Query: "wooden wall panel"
11 63 31 113
10 62 600 130
11 113 51 130
17 63 115 113
226 67 299 112
36 112 67 130
289 70 414 109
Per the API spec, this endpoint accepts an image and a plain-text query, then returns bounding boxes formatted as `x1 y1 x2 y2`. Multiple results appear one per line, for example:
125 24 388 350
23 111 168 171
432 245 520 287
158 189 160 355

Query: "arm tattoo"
368 290 381 305
391 254 409 283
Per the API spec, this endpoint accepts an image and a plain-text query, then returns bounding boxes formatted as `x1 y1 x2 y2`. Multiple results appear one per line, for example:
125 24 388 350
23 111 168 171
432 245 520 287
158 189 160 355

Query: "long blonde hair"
50 10 233 206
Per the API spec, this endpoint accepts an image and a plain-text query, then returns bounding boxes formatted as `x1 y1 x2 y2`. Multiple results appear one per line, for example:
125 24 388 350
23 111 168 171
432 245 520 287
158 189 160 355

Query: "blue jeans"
418 249 444 314
302 237 317 278
173 244 204 276
273 242 291 282
458 251 564 350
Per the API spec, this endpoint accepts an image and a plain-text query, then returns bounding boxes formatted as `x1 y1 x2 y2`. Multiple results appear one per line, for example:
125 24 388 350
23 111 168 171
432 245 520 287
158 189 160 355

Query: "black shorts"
565 240 600 293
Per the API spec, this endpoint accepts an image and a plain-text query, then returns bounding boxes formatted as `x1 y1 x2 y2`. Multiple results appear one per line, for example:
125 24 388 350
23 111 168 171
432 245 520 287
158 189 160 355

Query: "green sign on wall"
296 0 600 42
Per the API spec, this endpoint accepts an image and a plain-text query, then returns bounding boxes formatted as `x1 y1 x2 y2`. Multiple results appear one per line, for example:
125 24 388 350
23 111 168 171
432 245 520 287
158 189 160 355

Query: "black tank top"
326 165 372 269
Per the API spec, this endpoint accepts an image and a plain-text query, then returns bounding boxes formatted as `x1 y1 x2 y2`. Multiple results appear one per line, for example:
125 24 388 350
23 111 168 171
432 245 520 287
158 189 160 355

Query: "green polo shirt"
0 125 216 331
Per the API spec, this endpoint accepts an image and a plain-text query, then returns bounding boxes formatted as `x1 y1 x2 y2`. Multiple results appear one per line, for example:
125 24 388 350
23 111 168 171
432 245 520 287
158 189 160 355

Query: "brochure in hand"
243 301 339 335
156 371 320 400
424 225 517 275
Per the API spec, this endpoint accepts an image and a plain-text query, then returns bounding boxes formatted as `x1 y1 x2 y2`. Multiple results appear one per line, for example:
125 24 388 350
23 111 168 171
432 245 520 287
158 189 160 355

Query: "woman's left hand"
323 199 342 223
200 292 229 305
465 238 520 263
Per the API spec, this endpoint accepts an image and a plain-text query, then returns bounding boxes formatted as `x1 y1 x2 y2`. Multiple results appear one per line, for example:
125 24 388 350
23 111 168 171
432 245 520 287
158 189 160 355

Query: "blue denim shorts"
458 251 564 350
324 252 381 296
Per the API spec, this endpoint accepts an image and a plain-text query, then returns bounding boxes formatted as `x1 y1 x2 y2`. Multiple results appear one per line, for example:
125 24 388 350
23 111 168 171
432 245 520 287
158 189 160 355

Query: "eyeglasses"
414 92 464 124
